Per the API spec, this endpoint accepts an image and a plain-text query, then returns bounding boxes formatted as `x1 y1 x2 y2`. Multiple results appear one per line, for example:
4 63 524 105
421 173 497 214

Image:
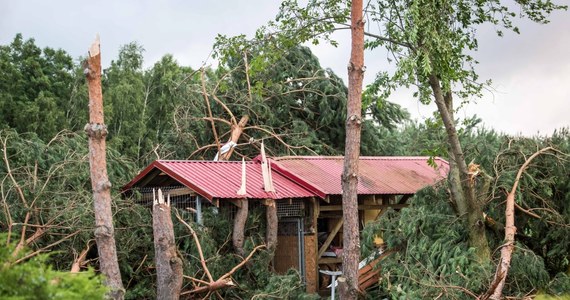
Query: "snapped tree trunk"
428 74 491 263
218 115 249 161
339 0 365 298
265 198 278 253
84 35 124 299
215 116 250 256
153 193 183 300
233 199 248 257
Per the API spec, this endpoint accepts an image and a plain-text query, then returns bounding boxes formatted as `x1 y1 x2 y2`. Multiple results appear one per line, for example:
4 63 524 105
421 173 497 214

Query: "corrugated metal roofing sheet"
270 156 449 196
122 160 316 201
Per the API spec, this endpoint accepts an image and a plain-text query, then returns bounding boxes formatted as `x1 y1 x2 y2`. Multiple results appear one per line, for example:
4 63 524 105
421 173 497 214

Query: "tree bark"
265 198 278 253
84 35 124 300
428 74 491 263
153 197 183 300
443 91 467 216
339 0 365 298
214 116 251 256
486 147 553 300
218 115 249 161
233 199 248 257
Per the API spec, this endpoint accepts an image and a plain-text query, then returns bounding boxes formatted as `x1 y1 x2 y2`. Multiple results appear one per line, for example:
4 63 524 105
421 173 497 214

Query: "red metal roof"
269 156 449 196
122 160 316 201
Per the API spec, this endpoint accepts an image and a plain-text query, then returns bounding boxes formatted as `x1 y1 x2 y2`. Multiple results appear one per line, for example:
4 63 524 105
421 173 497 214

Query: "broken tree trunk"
153 191 183 300
218 115 249 161
485 147 553 300
215 115 250 256
265 198 278 253
233 199 248 257
339 0 365 299
84 35 124 300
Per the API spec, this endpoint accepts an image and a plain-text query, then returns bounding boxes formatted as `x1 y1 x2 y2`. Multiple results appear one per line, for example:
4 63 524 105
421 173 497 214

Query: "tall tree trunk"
339 0 365 298
428 74 490 262
443 91 467 216
84 35 124 299
153 193 183 300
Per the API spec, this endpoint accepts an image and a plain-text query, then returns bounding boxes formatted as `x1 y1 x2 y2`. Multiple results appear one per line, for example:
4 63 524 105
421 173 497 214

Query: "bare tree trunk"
214 116 251 256
265 198 278 253
153 194 183 300
485 147 553 300
339 0 365 298
233 199 248 257
428 74 490 263
84 35 124 299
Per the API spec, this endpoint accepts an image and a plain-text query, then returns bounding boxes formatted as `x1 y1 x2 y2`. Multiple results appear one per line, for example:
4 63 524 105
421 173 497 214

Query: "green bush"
0 234 107 299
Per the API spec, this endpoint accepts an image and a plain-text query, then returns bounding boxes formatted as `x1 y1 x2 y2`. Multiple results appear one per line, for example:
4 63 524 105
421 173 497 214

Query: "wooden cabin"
122 156 449 293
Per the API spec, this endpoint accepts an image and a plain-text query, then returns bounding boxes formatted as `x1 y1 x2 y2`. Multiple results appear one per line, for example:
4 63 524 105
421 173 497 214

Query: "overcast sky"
2 0 568 136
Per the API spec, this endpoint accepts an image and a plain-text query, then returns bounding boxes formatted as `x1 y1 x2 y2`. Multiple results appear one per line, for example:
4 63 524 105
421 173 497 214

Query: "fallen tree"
175 210 266 298
484 147 555 300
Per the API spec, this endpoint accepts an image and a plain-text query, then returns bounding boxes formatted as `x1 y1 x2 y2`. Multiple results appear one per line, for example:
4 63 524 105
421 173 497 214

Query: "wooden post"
153 192 183 300
340 0 365 298
84 35 124 300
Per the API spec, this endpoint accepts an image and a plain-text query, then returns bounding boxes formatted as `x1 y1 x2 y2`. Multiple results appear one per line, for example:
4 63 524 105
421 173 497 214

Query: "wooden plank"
317 218 343 258
360 273 380 290
166 187 195 197
319 204 408 211
304 235 318 293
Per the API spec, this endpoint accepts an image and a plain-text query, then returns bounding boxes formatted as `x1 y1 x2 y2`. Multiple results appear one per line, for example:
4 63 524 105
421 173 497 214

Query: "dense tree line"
0 33 568 299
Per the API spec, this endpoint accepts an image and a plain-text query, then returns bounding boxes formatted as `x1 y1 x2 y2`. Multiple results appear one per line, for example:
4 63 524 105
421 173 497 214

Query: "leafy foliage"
1 32 569 299
0 234 107 299
360 124 570 298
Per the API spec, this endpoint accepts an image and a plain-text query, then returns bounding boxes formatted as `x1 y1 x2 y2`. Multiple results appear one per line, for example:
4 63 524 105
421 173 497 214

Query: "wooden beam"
375 209 388 221
137 169 161 187
318 257 342 264
166 187 195 197
310 197 319 232
318 218 343 258
319 204 408 212
398 194 412 204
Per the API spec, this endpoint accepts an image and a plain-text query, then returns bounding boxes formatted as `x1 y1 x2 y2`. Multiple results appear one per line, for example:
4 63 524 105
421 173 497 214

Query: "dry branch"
176 210 266 296
71 241 94 273
484 147 553 300
200 69 221 155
